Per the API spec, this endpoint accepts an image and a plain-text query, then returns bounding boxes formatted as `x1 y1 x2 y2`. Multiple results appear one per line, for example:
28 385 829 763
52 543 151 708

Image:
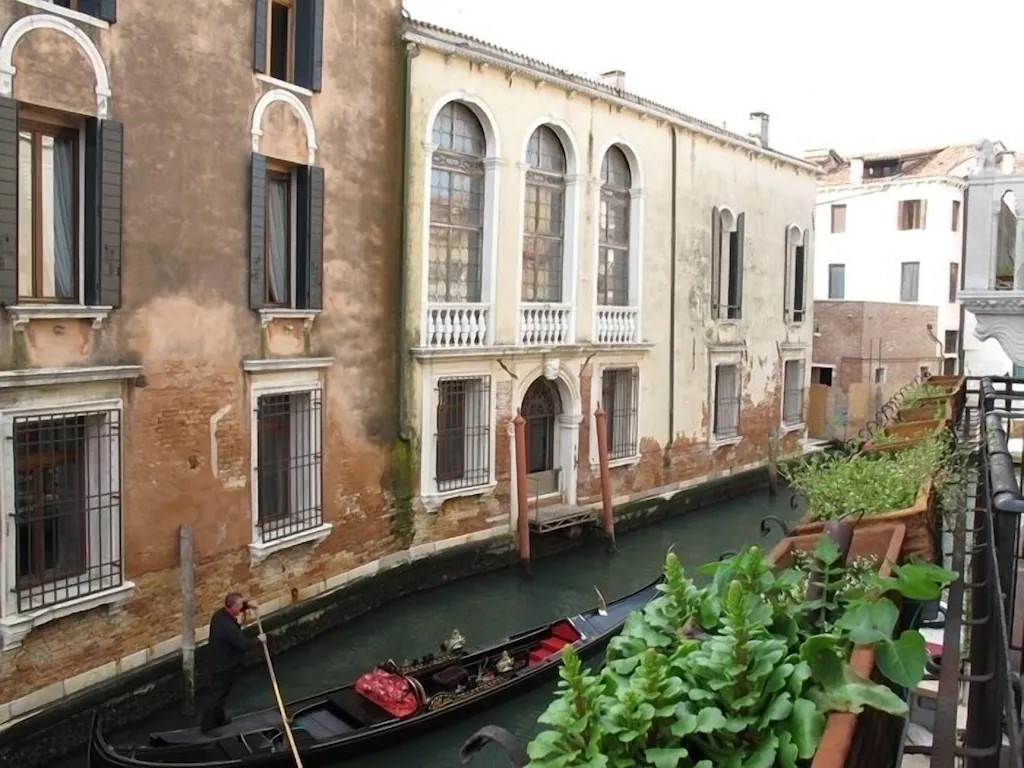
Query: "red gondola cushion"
354 669 421 718
551 622 580 644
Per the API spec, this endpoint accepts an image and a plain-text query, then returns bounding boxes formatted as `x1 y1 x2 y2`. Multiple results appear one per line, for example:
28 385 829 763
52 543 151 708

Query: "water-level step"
528 504 598 533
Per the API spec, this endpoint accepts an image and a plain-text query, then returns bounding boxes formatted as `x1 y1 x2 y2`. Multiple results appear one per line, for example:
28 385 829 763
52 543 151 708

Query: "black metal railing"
12 409 123 613
255 390 323 542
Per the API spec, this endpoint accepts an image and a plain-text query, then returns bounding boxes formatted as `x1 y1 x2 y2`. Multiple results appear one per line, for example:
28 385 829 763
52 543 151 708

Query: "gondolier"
200 593 266 733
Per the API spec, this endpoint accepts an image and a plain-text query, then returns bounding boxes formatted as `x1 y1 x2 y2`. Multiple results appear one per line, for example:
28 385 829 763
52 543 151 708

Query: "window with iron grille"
900 261 920 302
597 147 631 307
601 367 639 459
429 102 485 303
12 408 122 614
944 330 959 354
713 364 740 440
783 360 805 427
255 390 322 542
435 376 492 492
522 126 567 303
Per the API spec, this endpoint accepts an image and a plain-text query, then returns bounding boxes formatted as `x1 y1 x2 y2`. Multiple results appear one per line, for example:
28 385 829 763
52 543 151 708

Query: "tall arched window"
598 146 631 306
522 126 567 303
429 102 485 303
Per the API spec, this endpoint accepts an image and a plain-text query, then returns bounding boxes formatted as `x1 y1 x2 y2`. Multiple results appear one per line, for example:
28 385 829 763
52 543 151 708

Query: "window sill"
0 581 135 651
708 435 742 450
8 304 113 331
255 73 314 98
781 422 806 435
590 454 641 470
248 523 333 566
16 0 109 29
257 308 320 329
423 482 498 513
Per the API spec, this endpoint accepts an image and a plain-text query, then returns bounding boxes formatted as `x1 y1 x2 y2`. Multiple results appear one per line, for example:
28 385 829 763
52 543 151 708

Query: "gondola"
88 576 662 767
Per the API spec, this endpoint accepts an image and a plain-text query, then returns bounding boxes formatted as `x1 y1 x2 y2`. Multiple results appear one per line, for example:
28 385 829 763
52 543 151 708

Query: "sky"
403 0 1024 158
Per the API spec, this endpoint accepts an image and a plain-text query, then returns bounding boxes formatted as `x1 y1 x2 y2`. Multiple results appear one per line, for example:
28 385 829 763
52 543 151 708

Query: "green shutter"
0 97 17 307
80 0 116 22
249 154 267 309
710 206 721 316
730 213 745 319
296 165 324 310
295 0 325 91
84 118 124 308
252 0 268 73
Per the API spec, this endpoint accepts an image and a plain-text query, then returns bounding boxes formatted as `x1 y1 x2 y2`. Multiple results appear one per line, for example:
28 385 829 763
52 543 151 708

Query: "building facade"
0 0 423 730
807 144 1015 379
400 20 819 528
960 142 1024 374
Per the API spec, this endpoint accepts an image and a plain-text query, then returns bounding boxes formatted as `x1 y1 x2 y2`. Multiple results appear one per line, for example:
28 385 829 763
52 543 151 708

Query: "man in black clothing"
200 592 267 733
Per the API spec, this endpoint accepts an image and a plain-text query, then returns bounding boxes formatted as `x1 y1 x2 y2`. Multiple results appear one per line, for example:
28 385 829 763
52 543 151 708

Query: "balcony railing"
518 304 572 346
596 306 640 344
425 303 491 349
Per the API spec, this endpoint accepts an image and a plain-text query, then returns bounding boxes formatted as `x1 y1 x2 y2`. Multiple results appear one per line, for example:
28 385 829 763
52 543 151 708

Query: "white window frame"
592 139 644 344
418 94 502 348
784 224 809 325
708 347 742 448
421 367 497 511
0 394 133 651
781 356 807 433
246 362 331 564
714 205 740 321
588 360 642 469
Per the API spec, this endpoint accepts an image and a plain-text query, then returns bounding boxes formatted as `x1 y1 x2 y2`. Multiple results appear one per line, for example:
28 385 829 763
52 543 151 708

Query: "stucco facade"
0 0 482 736
400 20 818 527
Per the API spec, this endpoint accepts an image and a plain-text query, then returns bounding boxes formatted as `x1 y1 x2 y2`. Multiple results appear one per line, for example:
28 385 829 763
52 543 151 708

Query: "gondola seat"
327 689 394 728
432 665 469 689
528 622 582 666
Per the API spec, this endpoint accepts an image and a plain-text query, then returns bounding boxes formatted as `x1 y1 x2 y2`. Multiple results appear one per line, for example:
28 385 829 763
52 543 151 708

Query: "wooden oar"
251 607 304 768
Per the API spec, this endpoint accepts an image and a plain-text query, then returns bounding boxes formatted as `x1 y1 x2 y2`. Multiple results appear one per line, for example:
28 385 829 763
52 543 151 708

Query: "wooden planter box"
791 477 937 563
767 524 907 768
895 397 952 425
862 418 946 456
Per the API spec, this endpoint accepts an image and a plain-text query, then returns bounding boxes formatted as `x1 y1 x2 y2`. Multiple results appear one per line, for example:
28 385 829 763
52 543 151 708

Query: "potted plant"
862 418 948 456
894 382 957 425
523 531 955 768
781 436 948 563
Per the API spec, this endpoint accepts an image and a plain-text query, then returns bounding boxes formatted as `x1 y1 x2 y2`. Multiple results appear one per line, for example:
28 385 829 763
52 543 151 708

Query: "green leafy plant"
527 544 956 768
900 384 951 409
780 436 948 521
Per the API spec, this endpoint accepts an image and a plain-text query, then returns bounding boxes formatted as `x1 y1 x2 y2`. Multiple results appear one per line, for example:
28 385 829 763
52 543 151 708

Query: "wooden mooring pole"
179 525 196 715
513 411 531 576
594 403 616 552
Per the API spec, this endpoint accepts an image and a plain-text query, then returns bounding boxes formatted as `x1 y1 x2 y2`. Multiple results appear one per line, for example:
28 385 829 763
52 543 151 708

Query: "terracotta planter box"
862 418 947 456
767 524 907 768
895 397 952 424
791 477 937 563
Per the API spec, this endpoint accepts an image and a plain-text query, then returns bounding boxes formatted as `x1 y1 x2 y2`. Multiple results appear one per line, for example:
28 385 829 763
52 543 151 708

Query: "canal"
54 484 802 767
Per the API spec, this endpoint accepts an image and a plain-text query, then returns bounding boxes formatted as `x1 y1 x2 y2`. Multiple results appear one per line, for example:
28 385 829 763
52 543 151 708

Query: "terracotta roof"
812 144 987 187
402 17 818 173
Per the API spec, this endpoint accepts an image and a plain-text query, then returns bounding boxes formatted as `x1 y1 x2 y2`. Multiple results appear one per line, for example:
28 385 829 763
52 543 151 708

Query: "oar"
251 608 304 768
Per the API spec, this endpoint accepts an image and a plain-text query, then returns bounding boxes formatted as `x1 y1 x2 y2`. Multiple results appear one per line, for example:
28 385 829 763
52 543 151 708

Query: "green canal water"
55 485 802 767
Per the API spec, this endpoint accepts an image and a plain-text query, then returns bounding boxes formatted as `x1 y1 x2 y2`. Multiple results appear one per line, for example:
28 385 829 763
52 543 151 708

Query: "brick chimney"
747 112 769 148
599 70 626 91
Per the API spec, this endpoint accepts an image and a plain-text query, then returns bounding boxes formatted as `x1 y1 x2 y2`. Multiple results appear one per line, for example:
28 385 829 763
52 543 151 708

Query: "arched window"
522 126 567 303
598 146 631 306
429 102 486 303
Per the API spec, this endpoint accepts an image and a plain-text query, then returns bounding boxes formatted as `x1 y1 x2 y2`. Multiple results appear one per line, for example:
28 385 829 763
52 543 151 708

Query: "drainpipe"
667 125 678 451
397 22 418 442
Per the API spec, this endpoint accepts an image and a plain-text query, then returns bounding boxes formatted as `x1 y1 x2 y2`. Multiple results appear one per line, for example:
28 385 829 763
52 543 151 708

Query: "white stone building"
807 144 1016 380
399 18 819 525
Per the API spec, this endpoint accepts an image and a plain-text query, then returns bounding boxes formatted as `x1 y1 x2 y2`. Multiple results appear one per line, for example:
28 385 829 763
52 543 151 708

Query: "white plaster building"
399 18 819 525
807 144 1016 380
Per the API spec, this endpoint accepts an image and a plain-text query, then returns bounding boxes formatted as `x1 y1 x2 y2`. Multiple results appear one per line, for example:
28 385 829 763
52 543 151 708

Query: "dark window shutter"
79 0 116 22
84 118 123 308
731 212 745 319
296 165 324 310
793 245 806 320
0 97 17 307
253 0 268 73
249 154 268 309
294 0 325 91
710 206 721 316
782 227 791 321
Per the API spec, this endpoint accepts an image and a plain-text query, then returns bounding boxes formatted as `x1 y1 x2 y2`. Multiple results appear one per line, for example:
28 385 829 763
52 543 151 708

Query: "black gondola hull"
88 577 661 768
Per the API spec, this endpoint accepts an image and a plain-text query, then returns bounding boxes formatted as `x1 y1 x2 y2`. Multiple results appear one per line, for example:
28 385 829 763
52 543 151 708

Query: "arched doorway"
522 377 562 496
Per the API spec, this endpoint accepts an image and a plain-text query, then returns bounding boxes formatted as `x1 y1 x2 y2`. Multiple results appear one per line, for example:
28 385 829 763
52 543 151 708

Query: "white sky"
403 0 1024 158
